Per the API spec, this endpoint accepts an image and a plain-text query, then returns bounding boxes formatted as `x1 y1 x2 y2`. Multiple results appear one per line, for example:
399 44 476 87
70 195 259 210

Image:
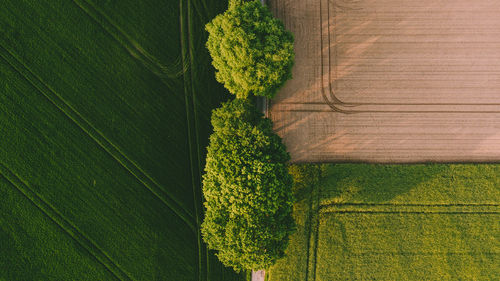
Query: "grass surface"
268 164 500 281
0 0 240 280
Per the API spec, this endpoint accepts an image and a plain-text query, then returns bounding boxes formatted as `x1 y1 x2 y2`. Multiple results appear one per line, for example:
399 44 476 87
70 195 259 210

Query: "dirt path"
252 270 265 281
269 0 500 163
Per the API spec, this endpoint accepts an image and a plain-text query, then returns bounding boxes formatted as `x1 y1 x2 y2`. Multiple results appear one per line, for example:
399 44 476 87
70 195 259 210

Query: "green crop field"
0 0 241 280
268 164 500 281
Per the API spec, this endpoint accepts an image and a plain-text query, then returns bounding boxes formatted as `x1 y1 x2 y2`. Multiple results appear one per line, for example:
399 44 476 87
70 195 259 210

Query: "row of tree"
201 0 296 271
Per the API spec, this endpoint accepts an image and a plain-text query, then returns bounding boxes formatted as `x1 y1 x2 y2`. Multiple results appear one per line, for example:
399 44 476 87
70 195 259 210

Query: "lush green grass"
0 0 239 280
268 164 500 281
0 176 118 281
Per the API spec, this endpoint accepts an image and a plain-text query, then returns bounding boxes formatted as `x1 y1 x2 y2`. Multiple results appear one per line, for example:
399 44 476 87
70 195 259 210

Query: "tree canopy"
201 98 295 271
205 0 294 99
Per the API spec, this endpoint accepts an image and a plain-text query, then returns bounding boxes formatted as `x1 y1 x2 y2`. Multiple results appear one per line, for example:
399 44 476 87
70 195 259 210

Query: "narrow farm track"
320 210 500 215
302 184 316 281
180 0 213 279
180 0 205 280
320 202 500 208
0 163 133 281
307 181 322 281
0 43 196 232
320 201 500 214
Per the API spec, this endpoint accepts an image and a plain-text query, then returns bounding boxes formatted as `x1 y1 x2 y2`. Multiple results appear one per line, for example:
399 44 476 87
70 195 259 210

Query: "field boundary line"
180 1 205 280
182 0 204 278
303 183 315 281
301 166 326 281
0 44 196 232
71 0 181 94
320 202 500 215
308 169 322 281
188 4 208 281
310 185 321 281
320 202 499 208
347 251 500 256
0 163 133 281
320 210 500 215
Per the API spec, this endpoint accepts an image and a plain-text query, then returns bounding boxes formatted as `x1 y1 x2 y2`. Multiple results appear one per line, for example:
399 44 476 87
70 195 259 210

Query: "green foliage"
205 0 294 98
202 99 295 271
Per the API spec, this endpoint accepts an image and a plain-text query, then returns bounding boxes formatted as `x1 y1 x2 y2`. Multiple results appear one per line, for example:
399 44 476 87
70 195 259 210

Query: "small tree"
201 98 295 271
205 0 294 99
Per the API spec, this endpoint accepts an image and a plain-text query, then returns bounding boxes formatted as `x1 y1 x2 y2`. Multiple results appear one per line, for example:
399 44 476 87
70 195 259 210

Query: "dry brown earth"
269 0 500 163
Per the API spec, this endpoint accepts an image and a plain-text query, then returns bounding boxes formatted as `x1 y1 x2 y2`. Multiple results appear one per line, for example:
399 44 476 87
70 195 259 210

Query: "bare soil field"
269 0 500 162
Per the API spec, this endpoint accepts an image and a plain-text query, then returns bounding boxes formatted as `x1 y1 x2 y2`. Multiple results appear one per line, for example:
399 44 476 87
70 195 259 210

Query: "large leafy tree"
201 98 295 271
205 0 294 99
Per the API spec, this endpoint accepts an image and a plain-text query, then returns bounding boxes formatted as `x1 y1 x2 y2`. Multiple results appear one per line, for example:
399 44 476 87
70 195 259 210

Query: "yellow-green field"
268 164 500 281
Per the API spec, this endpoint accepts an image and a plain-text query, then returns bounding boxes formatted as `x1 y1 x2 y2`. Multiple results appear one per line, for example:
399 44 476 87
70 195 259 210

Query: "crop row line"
320 202 499 208
303 182 316 281
0 43 196 232
342 251 500 256
306 169 323 281
319 202 500 214
320 210 500 215
0 162 133 281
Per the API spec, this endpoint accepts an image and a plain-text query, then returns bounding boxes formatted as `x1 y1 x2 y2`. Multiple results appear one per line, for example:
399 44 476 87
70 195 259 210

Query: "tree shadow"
319 163 450 203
